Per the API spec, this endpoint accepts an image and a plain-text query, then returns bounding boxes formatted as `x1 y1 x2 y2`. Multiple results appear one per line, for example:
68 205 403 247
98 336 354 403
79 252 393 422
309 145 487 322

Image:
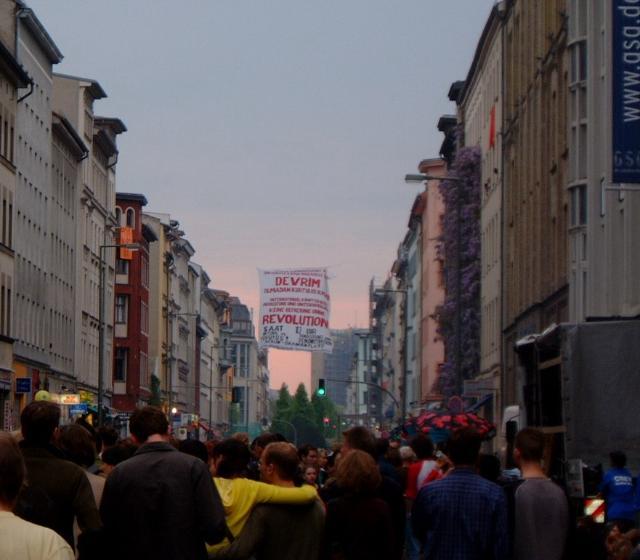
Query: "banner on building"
612 0 640 183
258 268 333 353
119 227 134 260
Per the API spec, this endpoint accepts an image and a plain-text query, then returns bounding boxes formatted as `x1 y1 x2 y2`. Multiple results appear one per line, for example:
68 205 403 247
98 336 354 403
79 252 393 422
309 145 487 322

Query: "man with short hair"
212 442 325 560
0 433 74 560
512 428 568 560
100 406 227 560
14 401 101 550
412 429 508 560
299 443 319 468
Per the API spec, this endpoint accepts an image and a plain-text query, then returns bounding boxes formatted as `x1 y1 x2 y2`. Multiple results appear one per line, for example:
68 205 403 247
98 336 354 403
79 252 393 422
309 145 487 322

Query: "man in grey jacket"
100 406 227 560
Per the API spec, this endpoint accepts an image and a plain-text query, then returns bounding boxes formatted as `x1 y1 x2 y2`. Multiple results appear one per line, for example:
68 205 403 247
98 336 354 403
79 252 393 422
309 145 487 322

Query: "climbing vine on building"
434 146 481 398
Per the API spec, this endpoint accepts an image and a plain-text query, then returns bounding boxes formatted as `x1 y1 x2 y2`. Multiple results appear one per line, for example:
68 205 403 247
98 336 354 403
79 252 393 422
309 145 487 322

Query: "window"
115 207 122 226
570 185 587 227
115 295 128 324
141 301 148 335
126 208 135 227
140 352 149 387
114 347 128 381
116 258 129 275
141 256 149 288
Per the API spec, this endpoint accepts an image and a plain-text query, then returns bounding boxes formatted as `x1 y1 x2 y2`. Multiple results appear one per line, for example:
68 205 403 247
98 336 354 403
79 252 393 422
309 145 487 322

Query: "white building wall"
14 18 57 376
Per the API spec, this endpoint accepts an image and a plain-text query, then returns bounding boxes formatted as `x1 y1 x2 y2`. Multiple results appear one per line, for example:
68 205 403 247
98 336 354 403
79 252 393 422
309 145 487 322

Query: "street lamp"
403 171 465 396
98 242 140 427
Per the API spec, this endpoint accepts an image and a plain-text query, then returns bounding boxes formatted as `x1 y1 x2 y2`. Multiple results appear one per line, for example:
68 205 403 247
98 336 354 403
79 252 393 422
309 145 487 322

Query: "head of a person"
211 438 251 478
128 406 168 444
514 428 545 466
610 451 627 469
231 432 250 447
0 433 25 510
341 426 376 458
399 445 417 465
251 433 282 459
335 449 381 495
478 453 501 483
20 401 61 446
448 429 482 467
58 424 97 468
260 442 300 484
178 439 209 464
318 448 328 468
410 434 435 460
97 426 119 451
299 444 319 466
304 466 318 485
101 440 137 476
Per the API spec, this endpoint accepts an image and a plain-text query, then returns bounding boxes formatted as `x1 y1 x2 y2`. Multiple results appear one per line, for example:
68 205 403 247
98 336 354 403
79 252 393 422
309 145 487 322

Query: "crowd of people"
1 401 639 559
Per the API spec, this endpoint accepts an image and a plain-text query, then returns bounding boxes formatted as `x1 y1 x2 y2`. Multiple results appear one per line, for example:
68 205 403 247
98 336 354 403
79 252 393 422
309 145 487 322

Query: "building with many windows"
112 193 156 413
458 3 504 420
12 4 63 408
501 0 569 414
0 29 30 431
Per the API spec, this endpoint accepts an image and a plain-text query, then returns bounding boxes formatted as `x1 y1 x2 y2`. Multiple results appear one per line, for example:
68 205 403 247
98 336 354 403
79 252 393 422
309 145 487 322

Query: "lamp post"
98 242 140 427
405 172 464 395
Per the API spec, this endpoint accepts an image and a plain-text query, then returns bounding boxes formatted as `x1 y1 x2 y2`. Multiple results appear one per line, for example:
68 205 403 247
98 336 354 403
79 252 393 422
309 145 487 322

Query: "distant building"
310 329 358 407
112 193 156 413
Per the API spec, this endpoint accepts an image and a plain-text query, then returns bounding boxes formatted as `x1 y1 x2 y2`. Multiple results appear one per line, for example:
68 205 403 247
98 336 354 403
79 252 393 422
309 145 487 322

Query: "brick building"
112 193 156 412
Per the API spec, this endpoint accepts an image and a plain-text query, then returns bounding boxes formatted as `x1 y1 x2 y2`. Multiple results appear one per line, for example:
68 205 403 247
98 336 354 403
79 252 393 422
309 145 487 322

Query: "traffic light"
317 379 326 397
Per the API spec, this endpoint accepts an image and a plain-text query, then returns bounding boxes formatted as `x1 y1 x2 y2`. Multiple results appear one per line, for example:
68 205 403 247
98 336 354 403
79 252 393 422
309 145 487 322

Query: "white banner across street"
258 268 333 353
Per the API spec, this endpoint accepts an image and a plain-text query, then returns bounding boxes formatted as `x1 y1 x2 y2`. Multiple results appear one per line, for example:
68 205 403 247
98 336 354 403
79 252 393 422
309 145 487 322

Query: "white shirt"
0 511 74 560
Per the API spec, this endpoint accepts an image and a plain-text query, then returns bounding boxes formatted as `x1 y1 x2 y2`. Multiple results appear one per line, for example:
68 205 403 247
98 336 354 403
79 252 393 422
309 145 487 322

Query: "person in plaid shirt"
412 429 508 560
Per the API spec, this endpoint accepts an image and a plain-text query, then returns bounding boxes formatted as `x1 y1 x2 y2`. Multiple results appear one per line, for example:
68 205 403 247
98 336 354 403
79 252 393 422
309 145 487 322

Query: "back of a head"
178 439 209 464
610 450 627 469
213 438 251 478
336 449 381 495
478 453 501 482
263 442 300 481
448 429 482 467
0 433 25 507
515 428 545 463
129 406 168 443
343 427 376 458
20 401 61 445
410 434 435 460
97 426 119 448
59 424 97 468
102 440 137 466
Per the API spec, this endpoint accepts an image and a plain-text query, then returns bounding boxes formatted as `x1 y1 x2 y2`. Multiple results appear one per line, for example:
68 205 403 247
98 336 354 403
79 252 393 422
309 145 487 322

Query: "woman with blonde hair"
323 450 395 559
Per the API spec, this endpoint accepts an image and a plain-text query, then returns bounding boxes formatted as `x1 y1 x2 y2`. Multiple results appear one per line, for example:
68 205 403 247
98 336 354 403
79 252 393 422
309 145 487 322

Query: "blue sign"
15 378 31 394
69 404 88 415
612 0 640 183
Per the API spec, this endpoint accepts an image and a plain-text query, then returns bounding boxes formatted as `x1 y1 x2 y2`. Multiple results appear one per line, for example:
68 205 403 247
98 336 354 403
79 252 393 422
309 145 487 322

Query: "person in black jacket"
14 401 101 551
100 406 228 560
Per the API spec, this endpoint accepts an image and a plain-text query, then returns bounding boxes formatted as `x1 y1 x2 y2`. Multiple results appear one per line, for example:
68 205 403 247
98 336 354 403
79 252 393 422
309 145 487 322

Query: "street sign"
15 378 32 394
69 404 89 415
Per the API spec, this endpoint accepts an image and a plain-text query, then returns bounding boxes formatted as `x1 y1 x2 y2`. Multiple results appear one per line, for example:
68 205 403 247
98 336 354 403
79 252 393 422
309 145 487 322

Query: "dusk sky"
29 0 495 392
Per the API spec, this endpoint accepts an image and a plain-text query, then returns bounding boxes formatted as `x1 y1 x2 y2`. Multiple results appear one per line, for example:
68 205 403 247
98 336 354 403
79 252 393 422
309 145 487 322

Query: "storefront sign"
612 0 640 183
15 378 32 394
259 268 333 353
69 404 88 415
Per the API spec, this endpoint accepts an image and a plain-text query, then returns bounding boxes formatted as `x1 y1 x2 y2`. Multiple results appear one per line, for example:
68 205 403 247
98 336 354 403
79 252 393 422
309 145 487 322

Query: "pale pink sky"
26 0 494 393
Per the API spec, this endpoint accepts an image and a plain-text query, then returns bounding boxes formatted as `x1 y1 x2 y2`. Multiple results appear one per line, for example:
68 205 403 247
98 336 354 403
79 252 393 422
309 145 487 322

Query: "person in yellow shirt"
208 438 317 554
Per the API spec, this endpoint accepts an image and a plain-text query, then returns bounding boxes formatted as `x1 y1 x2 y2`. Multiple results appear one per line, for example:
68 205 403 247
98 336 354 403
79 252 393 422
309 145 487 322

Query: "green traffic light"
317 388 326 396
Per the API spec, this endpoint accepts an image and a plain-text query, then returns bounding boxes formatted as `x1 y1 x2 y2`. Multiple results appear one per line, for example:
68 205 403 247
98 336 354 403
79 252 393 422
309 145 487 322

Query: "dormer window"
126 208 135 227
